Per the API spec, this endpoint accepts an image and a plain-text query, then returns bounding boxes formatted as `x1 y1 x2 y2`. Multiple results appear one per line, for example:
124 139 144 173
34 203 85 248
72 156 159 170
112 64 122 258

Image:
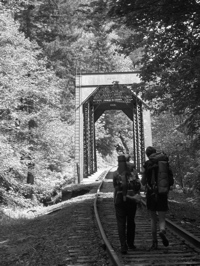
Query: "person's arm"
113 171 119 203
141 164 147 186
126 193 142 202
113 171 117 188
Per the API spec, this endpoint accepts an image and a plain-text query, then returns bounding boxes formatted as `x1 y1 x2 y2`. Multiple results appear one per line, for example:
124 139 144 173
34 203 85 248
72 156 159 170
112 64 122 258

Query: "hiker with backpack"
141 146 174 250
113 153 141 254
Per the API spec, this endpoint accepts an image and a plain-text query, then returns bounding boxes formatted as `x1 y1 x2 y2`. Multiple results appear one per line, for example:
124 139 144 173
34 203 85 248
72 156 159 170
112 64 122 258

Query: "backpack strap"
114 170 128 201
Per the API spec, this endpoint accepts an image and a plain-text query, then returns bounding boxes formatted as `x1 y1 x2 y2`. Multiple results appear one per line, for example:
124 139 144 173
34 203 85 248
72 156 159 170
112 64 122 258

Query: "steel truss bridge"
75 72 152 183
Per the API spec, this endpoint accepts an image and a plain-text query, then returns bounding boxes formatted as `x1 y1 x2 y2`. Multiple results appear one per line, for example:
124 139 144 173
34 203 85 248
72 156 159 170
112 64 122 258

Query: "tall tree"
0 7 74 188
92 0 200 134
152 112 200 190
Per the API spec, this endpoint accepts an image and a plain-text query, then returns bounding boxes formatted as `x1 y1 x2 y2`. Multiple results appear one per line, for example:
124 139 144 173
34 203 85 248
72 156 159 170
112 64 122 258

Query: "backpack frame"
149 152 172 195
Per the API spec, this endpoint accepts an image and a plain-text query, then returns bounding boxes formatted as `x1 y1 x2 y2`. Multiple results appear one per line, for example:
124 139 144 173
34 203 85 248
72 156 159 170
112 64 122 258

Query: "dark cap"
116 144 124 153
125 154 131 162
146 146 156 157
118 155 126 162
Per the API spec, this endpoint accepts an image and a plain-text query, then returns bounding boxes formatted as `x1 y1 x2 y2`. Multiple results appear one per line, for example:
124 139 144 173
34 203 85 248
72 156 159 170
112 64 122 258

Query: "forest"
0 0 200 211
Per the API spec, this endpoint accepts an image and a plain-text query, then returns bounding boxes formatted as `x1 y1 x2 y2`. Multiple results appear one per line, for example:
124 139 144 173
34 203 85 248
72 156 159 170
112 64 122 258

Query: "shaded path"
0 184 110 266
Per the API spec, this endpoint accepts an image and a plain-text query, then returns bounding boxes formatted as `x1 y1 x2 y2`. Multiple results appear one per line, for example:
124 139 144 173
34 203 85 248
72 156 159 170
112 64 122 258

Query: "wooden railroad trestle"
75 72 152 183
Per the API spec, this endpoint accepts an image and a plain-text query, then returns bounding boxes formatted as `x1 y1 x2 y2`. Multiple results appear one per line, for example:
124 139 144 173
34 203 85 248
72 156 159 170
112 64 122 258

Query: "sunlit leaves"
0 10 73 184
102 0 200 134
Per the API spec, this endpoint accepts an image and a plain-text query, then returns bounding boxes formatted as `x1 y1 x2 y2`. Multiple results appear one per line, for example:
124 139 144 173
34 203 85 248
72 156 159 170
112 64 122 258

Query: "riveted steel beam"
75 72 152 183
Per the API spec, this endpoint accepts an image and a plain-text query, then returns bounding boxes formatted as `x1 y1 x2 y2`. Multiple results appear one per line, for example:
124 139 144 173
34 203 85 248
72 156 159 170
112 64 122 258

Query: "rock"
62 185 91 201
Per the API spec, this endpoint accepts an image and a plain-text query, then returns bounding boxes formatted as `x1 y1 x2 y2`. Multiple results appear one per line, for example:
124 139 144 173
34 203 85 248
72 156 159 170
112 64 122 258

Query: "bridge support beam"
75 72 152 183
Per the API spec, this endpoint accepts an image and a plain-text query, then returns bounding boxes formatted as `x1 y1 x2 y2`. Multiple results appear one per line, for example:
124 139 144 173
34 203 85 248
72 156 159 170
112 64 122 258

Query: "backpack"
149 152 173 195
115 169 141 202
115 171 128 201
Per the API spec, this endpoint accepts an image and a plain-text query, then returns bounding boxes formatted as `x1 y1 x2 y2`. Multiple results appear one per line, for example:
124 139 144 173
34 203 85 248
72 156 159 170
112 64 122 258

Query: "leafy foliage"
2 0 199 208
152 112 200 192
0 6 75 207
0 1 136 209
94 0 200 134
96 110 133 157
85 0 200 194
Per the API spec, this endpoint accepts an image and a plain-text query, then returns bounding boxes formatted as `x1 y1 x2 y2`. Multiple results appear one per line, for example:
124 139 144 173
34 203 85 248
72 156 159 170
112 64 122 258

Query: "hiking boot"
159 230 169 247
128 244 136 250
149 240 158 251
121 244 128 254
121 247 127 254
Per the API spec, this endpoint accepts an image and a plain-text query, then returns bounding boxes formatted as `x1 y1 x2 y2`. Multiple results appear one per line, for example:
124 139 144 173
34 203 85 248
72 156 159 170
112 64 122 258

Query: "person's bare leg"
158 211 166 231
150 211 158 250
158 211 169 246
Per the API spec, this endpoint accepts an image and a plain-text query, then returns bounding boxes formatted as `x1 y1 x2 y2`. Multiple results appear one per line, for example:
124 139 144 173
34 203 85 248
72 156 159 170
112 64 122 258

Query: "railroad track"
26 168 200 266
59 168 113 266
166 213 200 241
95 170 200 266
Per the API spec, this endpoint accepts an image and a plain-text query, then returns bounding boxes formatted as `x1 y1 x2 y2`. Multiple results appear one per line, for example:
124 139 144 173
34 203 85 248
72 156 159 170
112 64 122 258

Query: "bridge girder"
75 72 152 183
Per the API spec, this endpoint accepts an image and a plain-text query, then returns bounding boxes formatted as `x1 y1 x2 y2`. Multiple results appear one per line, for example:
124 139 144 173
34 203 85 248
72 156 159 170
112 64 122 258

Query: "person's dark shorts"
146 192 168 212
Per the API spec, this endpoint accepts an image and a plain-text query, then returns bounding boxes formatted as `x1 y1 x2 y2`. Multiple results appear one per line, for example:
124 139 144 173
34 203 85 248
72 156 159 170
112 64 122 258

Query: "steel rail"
93 169 122 266
141 198 200 251
95 177 200 265
166 218 200 250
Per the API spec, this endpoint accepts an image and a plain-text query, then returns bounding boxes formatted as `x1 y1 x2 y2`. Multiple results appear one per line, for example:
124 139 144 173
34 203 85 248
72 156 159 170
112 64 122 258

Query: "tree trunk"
27 171 34 184
119 131 129 154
